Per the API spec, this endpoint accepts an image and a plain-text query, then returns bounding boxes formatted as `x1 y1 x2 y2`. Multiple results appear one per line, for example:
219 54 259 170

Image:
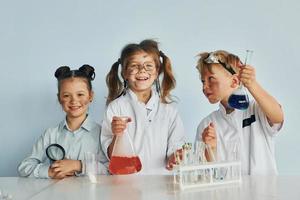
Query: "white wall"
1 0 299 176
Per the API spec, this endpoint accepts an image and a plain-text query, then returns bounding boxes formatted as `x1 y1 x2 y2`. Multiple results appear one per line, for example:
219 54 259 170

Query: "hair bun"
54 66 70 79
79 64 96 80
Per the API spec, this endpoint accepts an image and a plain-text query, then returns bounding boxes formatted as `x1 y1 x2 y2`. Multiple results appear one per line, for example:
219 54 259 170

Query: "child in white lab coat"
101 39 185 174
195 50 284 175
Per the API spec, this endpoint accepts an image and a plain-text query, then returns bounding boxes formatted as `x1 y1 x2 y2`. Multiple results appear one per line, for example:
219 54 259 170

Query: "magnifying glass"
46 144 65 162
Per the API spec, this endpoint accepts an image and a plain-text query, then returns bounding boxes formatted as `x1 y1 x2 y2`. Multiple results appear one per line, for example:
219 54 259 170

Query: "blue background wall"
1 0 299 176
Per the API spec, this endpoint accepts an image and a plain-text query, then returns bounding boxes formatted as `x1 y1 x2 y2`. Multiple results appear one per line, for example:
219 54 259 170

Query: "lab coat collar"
218 103 237 117
127 88 158 111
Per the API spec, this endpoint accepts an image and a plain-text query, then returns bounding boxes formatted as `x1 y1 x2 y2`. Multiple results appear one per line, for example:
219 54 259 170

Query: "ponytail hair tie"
159 50 165 57
117 58 121 65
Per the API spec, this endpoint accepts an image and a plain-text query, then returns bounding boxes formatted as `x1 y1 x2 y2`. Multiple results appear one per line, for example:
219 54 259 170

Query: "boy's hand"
239 65 257 90
166 149 182 170
202 122 216 150
111 116 131 136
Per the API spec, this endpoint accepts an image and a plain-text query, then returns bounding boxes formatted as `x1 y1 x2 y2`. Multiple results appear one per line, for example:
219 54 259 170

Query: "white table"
1 175 300 200
0 177 57 200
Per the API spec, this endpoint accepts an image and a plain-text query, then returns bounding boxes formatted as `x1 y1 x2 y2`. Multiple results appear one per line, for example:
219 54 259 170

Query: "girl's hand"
166 149 182 170
48 166 74 179
48 167 58 179
111 116 131 136
50 159 81 179
239 65 257 90
202 122 216 150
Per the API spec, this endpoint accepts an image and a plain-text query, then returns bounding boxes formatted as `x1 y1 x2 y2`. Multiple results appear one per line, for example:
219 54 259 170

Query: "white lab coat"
101 89 186 174
196 101 283 175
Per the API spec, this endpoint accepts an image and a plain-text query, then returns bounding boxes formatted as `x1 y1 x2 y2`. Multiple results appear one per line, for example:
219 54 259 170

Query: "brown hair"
54 64 95 94
196 50 242 75
106 39 176 105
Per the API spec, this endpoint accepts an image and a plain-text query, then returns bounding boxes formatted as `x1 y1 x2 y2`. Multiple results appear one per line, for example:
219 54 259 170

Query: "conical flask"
109 116 142 175
228 85 249 110
228 50 253 110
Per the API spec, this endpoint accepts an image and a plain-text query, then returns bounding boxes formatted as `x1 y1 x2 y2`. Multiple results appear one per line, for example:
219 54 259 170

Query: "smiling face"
58 77 93 120
201 64 238 105
123 51 159 98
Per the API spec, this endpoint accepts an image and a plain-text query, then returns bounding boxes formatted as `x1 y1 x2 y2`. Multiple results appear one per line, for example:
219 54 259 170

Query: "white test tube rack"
173 161 242 190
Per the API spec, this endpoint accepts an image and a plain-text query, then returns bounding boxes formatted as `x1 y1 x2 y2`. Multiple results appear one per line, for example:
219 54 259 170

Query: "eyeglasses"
127 63 156 75
204 52 236 75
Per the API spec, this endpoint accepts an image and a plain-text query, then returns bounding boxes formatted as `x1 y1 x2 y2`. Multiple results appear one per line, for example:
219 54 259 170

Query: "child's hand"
48 167 74 179
166 149 183 170
239 65 257 90
49 159 81 179
202 122 216 150
48 167 58 178
111 116 131 136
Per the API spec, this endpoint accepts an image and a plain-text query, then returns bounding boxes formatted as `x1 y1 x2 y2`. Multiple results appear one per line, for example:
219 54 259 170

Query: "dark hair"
54 64 95 93
106 39 176 105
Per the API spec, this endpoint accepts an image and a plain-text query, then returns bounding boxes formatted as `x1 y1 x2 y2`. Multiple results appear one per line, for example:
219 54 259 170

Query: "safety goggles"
204 52 236 75
127 62 156 75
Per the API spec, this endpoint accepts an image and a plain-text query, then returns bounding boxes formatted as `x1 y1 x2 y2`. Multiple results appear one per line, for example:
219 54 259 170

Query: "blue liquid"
228 94 249 110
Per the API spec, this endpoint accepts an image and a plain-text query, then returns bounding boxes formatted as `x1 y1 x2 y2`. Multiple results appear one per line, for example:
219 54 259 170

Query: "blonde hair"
196 50 242 75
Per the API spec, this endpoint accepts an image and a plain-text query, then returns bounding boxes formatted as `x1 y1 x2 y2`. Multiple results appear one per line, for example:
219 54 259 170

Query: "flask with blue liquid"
228 50 253 110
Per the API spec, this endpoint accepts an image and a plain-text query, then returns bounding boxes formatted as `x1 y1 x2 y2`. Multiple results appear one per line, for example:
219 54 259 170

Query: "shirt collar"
127 87 159 111
59 115 93 133
218 103 236 117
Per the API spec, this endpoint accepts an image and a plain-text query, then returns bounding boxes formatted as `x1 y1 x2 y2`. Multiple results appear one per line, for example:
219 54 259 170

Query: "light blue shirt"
18 115 108 178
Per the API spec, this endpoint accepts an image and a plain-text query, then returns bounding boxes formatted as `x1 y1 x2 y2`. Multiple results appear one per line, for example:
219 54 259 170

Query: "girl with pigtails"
18 65 108 179
101 39 186 174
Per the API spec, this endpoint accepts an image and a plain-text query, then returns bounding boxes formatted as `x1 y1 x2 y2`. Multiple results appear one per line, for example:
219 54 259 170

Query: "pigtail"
106 60 123 105
79 64 96 80
159 51 176 104
155 76 161 96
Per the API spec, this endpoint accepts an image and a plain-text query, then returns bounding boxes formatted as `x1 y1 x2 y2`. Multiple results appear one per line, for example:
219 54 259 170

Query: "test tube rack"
173 161 242 190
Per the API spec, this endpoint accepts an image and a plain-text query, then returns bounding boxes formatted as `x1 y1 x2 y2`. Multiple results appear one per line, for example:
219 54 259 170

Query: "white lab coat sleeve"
166 108 186 158
97 125 109 175
18 129 51 178
100 103 120 160
254 101 283 137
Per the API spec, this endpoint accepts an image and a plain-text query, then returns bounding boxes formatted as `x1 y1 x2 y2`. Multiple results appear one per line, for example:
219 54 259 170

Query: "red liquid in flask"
109 156 142 175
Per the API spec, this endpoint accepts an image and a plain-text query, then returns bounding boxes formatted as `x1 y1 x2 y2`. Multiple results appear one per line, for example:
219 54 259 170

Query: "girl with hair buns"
18 65 108 179
101 39 186 174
